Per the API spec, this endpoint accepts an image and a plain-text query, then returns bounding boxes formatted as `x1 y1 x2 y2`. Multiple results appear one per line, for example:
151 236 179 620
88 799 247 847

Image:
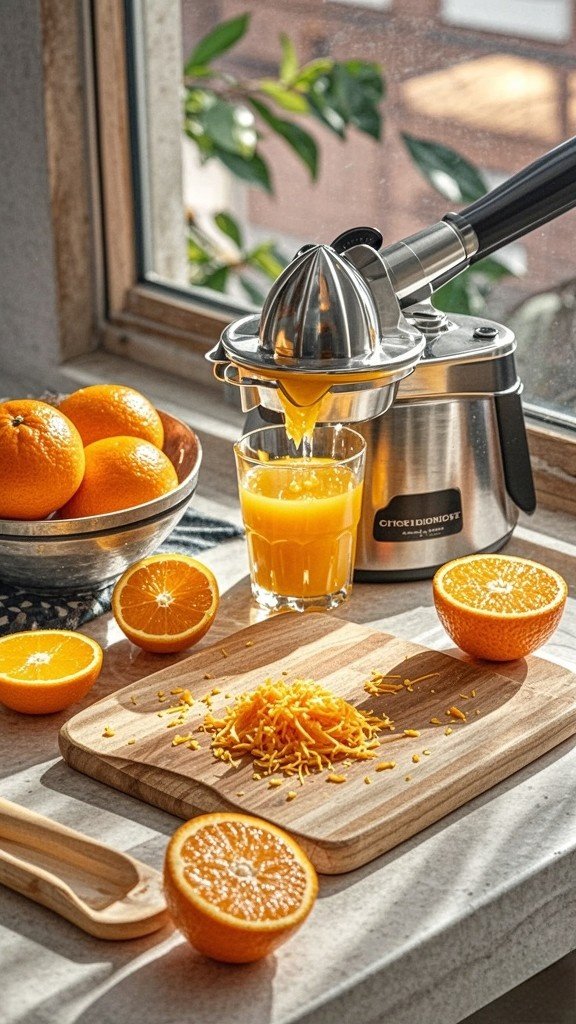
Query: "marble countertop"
1 362 575 1024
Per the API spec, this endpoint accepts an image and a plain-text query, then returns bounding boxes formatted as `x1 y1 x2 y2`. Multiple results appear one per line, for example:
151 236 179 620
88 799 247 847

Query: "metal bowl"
0 410 202 592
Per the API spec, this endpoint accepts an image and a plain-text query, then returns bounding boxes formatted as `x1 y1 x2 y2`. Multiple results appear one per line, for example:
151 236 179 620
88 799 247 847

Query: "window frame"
77 0 576 514
94 1 229 359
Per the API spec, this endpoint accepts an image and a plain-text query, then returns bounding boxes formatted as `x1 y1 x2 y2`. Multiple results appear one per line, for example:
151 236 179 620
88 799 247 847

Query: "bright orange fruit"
0 399 85 520
112 553 219 653
163 813 318 963
0 630 103 714
433 554 568 661
57 436 178 518
58 384 164 448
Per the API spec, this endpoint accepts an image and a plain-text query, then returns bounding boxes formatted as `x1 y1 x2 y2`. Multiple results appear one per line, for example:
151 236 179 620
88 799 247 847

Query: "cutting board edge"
58 724 357 874
59 725 237 821
59 709 576 875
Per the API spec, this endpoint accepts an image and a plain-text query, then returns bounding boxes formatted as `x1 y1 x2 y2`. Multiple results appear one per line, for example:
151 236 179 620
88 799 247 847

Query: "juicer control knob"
330 226 384 255
410 308 448 330
473 325 499 339
294 243 317 259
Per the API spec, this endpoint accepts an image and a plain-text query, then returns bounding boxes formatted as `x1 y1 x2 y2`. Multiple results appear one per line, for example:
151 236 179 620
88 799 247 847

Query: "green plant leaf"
401 134 488 204
433 263 507 316
333 61 383 138
307 60 384 139
182 65 215 81
247 242 285 279
185 13 250 74
214 211 243 248
471 254 515 282
308 91 346 138
259 80 310 113
293 59 334 88
184 115 217 160
201 99 256 156
433 273 477 316
201 266 230 292
250 98 318 179
279 33 299 85
433 252 516 316
184 88 214 115
271 244 289 269
217 149 273 192
187 235 211 264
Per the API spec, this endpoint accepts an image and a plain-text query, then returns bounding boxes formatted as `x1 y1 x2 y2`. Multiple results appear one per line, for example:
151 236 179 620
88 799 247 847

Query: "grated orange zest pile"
203 677 393 783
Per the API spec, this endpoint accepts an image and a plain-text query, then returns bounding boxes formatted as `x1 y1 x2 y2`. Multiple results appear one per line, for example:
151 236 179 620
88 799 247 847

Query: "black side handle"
445 136 576 262
494 392 536 515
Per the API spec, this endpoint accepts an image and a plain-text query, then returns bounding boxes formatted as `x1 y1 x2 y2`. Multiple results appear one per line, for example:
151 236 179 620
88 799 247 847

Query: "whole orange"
58 384 164 448
57 436 178 518
0 399 85 520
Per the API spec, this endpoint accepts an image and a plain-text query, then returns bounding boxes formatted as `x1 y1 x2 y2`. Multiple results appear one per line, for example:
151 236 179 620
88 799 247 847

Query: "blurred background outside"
131 0 576 424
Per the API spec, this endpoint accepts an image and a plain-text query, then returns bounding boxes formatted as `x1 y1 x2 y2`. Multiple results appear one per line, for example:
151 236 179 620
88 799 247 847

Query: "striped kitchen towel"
0 507 242 635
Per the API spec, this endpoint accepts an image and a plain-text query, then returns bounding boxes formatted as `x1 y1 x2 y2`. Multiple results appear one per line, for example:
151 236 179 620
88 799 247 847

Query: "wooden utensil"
0 797 170 939
59 613 576 874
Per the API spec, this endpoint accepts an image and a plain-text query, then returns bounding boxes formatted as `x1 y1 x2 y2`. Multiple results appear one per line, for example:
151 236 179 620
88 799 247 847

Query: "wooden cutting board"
59 614 576 874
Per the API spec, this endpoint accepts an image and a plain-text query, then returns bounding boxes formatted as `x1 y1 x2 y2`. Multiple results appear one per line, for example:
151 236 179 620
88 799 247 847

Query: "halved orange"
112 553 219 654
433 553 568 662
0 630 103 714
163 812 318 963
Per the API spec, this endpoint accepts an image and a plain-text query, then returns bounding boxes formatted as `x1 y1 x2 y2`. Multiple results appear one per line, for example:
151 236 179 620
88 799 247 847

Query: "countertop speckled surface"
1 366 575 1024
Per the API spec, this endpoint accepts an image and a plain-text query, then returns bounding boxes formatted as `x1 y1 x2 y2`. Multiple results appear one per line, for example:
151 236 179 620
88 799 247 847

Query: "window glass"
441 0 572 44
129 0 576 425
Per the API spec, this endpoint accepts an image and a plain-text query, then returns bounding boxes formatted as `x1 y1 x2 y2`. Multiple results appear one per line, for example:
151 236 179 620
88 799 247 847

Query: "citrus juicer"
207 136 576 580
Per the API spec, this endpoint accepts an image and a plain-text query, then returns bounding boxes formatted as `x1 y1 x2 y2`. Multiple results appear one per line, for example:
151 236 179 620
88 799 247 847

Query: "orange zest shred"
448 705 467 722
364 670 440 695
172 733 194 746
203 677 393 783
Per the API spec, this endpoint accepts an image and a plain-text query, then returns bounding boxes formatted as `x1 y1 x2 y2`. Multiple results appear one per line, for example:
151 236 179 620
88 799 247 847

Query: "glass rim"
233 423 366 468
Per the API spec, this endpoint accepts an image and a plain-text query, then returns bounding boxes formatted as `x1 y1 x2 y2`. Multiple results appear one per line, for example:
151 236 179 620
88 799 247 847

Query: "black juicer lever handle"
445 135 576 262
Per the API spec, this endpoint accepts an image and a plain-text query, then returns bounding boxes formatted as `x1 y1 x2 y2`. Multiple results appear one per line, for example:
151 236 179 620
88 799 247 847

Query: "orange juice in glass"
234 425 366 611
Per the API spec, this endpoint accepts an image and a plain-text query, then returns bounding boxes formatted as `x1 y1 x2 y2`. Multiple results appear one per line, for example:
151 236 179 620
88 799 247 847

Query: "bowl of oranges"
0 385 202 591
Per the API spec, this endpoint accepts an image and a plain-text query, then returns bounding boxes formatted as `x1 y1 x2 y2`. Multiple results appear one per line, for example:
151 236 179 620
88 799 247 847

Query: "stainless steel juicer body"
243 305 534 579
208 136 576 579
353 307 535 579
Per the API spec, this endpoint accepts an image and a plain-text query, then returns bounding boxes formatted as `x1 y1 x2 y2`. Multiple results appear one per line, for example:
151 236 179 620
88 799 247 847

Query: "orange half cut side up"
112 553 220 653
163 812 318 962
0 630 103 714
433 554 568 661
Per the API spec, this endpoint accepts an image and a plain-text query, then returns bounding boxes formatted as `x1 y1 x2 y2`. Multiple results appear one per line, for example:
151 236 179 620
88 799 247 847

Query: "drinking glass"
234 424 366 612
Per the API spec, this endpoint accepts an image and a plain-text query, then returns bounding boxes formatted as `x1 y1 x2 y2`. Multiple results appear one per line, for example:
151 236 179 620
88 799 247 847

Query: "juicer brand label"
374 489 463 543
